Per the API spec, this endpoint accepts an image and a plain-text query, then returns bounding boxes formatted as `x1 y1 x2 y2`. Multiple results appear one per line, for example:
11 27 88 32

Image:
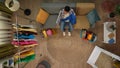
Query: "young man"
56 6 76 36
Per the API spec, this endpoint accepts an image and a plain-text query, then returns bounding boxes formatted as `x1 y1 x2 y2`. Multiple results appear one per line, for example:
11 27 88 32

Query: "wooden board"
0 38 12 42
0 41 11 45
0 11 12 18
0 21 12 29
0 16 11 21
0 34 12 38
0 30 12 34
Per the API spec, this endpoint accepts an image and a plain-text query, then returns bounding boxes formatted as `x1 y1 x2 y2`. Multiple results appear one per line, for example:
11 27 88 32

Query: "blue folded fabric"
14 34 35 39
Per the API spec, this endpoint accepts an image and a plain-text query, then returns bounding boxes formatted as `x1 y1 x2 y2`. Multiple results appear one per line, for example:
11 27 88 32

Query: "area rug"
47 29 94 67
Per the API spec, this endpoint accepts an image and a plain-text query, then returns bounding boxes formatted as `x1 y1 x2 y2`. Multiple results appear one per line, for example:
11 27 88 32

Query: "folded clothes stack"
14 50 35 63
12 24 38 47
12 24 38 63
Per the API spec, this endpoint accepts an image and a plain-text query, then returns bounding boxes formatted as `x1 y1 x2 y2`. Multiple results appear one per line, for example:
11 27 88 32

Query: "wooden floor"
12 0 117 68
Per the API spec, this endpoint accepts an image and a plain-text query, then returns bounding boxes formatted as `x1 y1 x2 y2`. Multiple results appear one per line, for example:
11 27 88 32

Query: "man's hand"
56 23 60 28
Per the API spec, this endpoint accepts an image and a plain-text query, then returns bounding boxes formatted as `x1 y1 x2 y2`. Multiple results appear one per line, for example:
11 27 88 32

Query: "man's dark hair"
64 6 70 12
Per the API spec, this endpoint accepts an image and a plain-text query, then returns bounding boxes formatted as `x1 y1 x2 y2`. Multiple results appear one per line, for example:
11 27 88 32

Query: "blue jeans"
60 22 73 32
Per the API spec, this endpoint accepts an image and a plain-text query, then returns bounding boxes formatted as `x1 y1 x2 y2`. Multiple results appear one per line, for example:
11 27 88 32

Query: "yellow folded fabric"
13 27 37 33
14 44 38 48
15 50 34 59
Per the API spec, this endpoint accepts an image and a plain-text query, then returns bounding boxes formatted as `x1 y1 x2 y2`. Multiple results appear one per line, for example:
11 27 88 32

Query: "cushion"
74 16 90 29
36 9 49 24
40 3 76 14
46 29 52 36
87 34 92 40
76 3 95 15
44 15 58 28
108 33 115 39
108 38 115 44
87 9 100 27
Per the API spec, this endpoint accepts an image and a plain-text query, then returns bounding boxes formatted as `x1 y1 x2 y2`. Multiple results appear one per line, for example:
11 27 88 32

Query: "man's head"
64 6 70 13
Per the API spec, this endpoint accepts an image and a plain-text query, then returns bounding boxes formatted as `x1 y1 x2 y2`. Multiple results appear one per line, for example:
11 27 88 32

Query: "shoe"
68 32 71 36
63 32 66 36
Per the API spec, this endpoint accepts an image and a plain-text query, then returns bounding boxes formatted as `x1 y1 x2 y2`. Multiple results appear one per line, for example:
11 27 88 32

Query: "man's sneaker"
68 32 71 36
63 32 66 36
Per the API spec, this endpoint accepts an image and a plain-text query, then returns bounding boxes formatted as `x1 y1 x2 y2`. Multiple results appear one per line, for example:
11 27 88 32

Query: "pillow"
108 38 115 44
76 3 95 15
36 9 49 24
87 9 100 27
87 34 92 40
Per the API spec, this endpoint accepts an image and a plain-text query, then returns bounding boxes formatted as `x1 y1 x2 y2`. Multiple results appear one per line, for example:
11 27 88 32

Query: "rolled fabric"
46 29 52 36
5 0 20 11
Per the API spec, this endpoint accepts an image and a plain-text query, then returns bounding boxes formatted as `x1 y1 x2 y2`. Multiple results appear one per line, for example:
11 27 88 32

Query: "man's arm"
71 9 76 15
56 10 62 24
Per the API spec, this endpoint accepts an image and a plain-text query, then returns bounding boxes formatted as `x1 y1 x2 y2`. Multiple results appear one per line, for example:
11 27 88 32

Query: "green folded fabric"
17 54 35 63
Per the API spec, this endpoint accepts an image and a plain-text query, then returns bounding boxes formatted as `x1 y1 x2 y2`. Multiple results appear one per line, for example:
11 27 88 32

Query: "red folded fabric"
12 40 37 45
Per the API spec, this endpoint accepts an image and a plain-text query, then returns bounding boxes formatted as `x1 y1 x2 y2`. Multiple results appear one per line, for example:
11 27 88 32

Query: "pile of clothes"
12 24 37 63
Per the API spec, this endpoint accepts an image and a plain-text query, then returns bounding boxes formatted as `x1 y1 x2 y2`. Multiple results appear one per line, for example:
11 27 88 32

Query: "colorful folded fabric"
15 31 37 35
16 54 35 63
15 50 34 59
13 24 35 29
12 40 37 45
13 27 37 33
14 34 35 39
21 44 38 47
14 44 38 47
